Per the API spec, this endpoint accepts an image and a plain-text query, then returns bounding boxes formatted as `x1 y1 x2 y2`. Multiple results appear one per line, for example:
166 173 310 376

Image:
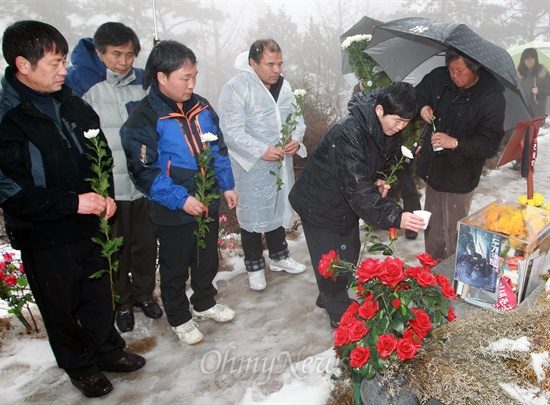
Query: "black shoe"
315 294 325 309
136 299 163 319
405 230 418 240
98 352 146 373
116 310 135 332
70 372 113 398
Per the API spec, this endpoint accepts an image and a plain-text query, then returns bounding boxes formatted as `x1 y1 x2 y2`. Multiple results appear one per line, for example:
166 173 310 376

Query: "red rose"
378 257 405 288
356 257 382 282
356 283 368 298
404 266 422 279
0 270 4 280
345 300 360 315
339 312 357 329
349 345 371 368
19 263 24 273
334 326 351 347
435 274 450 286
318 250 339 278
389 227 398 241
375 334 398 359
416 253 439 267
402 328 423 347
396 337 418 360
416 271 437 287
318 258 333 278
348 319 369 341
3 253 14 263
392 298 402 309
357 295 380 320
4 274 17 287
447 306 457 322
440 282 456 300
409 308 433 338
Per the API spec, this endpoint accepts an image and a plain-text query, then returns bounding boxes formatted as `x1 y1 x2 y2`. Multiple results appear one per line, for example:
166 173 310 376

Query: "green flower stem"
193 141 220 265
270 93 304 213
85 135 123 310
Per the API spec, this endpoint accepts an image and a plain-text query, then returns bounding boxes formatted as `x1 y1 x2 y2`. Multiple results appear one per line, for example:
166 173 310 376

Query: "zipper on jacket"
59 130 71 148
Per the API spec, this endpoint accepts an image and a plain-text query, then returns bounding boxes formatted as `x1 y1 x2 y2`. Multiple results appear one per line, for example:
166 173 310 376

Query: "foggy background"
0 0 548 124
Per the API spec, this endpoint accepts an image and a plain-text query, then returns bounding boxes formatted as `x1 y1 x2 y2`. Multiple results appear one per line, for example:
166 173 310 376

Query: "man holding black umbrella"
415 48 505 260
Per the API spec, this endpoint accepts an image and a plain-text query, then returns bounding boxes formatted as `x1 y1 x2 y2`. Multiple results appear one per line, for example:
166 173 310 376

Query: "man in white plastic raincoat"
218 39 307 291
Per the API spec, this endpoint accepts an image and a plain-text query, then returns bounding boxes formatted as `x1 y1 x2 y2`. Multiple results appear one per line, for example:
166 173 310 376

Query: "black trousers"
240 226 289 271
22 238 125 379
111 198 158 310
397 160 421 213
155 213 219 327
302 221 359 323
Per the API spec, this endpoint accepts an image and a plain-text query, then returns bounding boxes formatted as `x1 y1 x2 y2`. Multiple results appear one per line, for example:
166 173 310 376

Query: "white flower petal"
201 132 218 142
84 129 100 139
401 145 414 159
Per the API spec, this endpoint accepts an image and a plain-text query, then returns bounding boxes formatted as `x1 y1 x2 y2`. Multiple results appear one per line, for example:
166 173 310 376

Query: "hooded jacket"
66 38 147 201
288 90 403 234
217 52 306 233
121 83 234 226
415 67 505 194
0 68 111 250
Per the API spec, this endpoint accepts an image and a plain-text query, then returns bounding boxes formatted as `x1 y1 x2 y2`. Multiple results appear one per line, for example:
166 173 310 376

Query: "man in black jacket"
289 82 425 328
415 49 505 260
0 21 144 398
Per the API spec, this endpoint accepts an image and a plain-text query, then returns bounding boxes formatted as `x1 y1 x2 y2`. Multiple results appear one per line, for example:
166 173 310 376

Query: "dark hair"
2 20 68 69
518 47 542 77
375 81 418 119
143 40 197 89
93 22 141 56
248 39 281 64
445 48 481 73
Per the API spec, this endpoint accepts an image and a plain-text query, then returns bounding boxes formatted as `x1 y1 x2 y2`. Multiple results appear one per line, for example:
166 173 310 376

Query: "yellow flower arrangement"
518 193 550 210
479 197 550 242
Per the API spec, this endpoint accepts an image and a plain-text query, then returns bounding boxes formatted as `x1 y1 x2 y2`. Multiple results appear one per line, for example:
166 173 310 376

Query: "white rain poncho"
218 52 306 233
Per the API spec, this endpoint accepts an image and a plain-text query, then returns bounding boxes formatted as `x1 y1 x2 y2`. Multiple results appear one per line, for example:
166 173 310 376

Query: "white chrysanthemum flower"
84 129 100 139
401 145 414 159
294 89 306 97
366 80 373 87
201 132 218 142
341 34 372 49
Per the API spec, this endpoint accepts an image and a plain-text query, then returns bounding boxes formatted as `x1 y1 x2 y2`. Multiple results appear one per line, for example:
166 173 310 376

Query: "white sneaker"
248 270 267 291
172 319 203 345
270 257 306 274
193 304 236 322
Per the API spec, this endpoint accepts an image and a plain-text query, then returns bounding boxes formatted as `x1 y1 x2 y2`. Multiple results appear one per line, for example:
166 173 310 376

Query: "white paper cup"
413 210 432 230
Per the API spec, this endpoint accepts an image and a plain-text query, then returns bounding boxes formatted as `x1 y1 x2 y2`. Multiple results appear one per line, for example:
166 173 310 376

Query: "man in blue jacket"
66 22 161 333
121 40 237 346
0 21 144 398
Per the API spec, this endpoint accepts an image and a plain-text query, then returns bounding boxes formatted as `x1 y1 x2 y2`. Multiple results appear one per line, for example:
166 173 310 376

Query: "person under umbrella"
415 48 506 261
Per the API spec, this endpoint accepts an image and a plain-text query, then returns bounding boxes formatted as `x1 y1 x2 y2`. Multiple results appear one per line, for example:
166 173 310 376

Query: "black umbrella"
339 16 383 87
365 17 533 131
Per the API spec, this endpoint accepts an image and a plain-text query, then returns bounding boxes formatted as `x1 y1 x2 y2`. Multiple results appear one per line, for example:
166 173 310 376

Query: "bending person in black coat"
289 82 425 328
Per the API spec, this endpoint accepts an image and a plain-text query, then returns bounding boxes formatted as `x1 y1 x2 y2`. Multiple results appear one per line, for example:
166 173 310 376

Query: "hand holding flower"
183 195 207 216
283 139 301 156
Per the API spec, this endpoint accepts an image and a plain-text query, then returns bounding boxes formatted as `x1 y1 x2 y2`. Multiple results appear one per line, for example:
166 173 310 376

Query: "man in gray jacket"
66 22 161 332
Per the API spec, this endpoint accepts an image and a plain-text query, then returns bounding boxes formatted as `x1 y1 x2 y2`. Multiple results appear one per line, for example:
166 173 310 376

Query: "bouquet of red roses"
319 228 457 382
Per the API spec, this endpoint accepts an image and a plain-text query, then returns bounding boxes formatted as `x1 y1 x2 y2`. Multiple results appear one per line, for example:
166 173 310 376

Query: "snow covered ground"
1 129 549 405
